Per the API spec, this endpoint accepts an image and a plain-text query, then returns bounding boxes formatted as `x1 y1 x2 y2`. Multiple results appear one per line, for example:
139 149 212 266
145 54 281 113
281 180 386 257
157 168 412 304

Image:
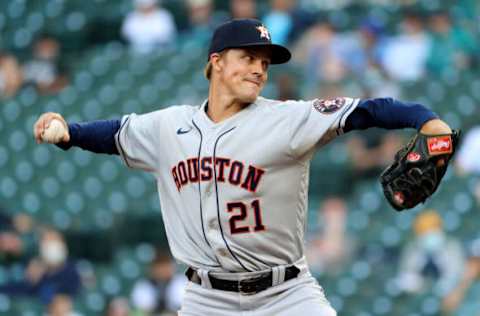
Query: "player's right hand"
33 112 70 144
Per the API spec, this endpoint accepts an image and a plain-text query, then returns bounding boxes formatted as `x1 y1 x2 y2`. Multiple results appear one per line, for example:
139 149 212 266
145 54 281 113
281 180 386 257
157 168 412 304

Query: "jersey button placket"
201 131 221 254
205 127 217 155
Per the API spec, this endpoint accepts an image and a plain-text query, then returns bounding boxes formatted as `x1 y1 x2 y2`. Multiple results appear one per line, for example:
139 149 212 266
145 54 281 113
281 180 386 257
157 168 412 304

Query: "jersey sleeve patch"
313 97 346 114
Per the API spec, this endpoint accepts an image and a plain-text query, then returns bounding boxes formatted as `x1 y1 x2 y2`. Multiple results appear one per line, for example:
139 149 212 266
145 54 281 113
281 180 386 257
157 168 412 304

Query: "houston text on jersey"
171 157 265 193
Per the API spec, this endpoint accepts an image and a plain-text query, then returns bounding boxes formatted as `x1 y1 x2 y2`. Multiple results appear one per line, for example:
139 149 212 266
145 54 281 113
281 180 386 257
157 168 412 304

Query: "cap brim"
233 42 291 65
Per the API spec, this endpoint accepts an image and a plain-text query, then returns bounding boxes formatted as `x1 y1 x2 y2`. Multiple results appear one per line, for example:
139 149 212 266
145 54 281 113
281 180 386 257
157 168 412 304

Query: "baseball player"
34 19 455 315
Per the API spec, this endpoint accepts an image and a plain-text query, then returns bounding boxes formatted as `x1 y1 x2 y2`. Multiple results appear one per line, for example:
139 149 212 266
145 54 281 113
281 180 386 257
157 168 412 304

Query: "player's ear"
210 52 224 73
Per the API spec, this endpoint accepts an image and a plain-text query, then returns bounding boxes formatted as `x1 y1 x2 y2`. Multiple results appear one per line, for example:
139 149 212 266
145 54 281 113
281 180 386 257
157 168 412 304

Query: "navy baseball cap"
208 19 291 65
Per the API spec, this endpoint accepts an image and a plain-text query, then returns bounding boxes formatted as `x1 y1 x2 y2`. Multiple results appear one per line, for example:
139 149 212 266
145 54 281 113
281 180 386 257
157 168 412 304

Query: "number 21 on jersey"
226 200 265 234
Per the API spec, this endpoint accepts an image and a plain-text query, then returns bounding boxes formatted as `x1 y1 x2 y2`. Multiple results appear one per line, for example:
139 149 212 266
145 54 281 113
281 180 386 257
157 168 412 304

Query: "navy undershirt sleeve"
344 98 438 133
56 119 121 155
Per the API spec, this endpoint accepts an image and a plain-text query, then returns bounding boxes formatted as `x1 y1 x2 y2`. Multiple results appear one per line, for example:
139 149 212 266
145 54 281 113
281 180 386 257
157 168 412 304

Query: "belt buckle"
238 278 261 295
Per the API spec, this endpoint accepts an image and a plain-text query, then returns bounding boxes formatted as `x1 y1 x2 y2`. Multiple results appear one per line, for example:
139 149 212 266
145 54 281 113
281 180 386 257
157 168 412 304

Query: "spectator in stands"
0 228 81 305
306 197 354 276
275 73 299 101
292 21 347 90
186 0 213 32
104 297 131 316
346 130 403 180
0 229 22 259
0 212 22 261
349 18 401 98
455 128 480 215
47 294 83 316
0 213 35 264
455 126 480 175
22 35 68 94
381 11 430 81
230 0 256 19
0 52 23 98
455 127 480 220
131 251 187 315
426 10 477 76
395 210 465 297
442 237 480 313
262 0 295 46
122 0 177 54
358 18 387 69
263 0 316 46
185 0 227 41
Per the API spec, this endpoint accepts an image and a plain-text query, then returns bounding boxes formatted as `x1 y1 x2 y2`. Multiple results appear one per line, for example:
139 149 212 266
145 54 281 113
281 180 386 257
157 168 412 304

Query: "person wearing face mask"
0 228 81 306
395 210 465 297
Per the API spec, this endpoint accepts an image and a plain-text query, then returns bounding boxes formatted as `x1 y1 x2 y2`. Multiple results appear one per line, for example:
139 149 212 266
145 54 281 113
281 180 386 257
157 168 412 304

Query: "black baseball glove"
380 130 460 211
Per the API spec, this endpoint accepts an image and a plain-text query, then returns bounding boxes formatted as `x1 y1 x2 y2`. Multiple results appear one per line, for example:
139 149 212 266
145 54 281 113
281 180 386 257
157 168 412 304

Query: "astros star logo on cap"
256 25 270 40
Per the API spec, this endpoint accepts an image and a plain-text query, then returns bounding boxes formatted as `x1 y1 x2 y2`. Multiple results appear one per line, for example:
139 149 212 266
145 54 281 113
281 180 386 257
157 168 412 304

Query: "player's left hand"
419 118 452 135
380 128 460 211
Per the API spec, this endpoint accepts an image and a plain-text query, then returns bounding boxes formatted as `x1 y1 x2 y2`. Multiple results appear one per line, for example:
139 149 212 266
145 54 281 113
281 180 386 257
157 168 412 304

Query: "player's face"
216 48 271 103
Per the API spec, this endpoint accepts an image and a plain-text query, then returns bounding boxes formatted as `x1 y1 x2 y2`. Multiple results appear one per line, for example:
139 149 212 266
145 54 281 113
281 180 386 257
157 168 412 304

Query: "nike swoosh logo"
177 127 192 135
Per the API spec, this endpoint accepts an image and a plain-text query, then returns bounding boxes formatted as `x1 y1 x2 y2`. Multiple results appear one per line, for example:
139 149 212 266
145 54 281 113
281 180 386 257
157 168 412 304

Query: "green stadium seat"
135 243 156 264
336 276 358 297
66 191 85 214
118 257 141 280
0 177 18 200
125 176 147 199
99 160 121 182
52 209 72 230
91 208 113 230
84 291 106 313
372 296 393 315
420 296 441 315
56 160 77 183
379 225 402 248
83 176 104 199
18 87 39 109
0 147 8 168
2 101 21 122
15 160 34 183
348 210 370 232
0 295 11 315
108 191 127 213
41 176 61 198
25 12 44 33
72 150 92 169
8 130 27 152
22 192 41 214
100 273 121 296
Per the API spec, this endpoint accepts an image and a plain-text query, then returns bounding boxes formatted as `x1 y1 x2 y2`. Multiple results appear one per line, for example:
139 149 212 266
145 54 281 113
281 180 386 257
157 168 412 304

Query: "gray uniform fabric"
180 274 336 316
115 96 359 313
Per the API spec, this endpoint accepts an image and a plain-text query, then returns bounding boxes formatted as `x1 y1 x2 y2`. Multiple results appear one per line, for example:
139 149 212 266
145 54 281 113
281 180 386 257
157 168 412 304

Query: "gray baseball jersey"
115 96 359 272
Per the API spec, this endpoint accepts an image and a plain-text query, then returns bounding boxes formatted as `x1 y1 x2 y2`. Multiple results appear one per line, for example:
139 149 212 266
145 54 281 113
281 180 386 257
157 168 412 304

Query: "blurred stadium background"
0 0 479 315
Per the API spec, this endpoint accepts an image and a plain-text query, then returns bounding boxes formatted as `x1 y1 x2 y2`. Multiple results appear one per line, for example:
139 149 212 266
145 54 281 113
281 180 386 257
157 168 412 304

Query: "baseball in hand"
42 119 67 144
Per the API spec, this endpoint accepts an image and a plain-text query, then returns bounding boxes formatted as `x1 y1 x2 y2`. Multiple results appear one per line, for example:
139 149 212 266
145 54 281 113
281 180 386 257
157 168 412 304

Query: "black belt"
186 266 300 295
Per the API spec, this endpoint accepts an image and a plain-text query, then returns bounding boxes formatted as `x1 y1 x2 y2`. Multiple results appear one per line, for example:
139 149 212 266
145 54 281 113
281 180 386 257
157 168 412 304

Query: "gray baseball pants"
178 259 336 316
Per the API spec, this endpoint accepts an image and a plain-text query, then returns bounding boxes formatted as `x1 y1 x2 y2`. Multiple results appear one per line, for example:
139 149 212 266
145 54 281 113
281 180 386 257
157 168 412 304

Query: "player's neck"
207 86 248 123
